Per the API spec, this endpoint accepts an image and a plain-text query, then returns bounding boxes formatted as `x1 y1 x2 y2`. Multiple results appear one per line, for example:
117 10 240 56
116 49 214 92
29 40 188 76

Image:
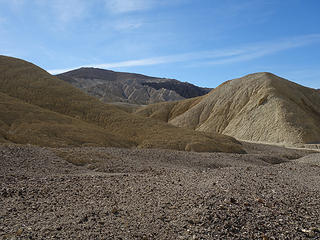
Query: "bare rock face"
136 72 320 145
56 68 210 105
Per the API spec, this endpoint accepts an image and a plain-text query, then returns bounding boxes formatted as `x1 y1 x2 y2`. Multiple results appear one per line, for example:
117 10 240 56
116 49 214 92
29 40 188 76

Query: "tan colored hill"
0 92 133 147
0 55 244 153
136 72 320 145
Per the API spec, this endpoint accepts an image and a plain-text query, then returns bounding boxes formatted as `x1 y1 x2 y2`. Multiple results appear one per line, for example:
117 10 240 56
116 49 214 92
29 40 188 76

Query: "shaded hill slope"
0 92 131 147
0 55 243 153
136 72 320 145
56 67 210 104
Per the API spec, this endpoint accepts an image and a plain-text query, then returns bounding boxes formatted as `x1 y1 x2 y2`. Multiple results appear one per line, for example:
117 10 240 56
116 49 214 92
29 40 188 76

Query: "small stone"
311 227 320 233
16 228 23 236
18 190 24 197
79 215 88 223
301 228 316 238
230 197 237 204
187 219 195 225
307 231 315 238
111 207 119 215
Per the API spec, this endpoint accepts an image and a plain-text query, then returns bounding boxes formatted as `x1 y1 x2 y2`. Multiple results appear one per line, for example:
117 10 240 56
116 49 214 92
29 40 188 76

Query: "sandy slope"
0 55 243 153
1 144 319 239
136 72 320 145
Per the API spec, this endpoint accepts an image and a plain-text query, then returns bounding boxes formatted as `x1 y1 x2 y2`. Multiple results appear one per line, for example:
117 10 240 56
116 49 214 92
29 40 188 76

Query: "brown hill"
0 92 131 147
56 67 210 104
0 55 243 153
136 72 320 145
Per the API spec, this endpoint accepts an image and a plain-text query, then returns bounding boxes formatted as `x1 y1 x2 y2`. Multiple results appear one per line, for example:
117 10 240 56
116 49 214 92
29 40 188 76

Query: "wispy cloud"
105 0 157 14
112 18 143 31
0 17 6 32
282 69 320 89
1 0 26 9
104 0 181 14
204 34 320 66
32 0 88 24
287 69 320 80
51 0 87 23
1 0 89 28
48 49 246 74
48 34 320 74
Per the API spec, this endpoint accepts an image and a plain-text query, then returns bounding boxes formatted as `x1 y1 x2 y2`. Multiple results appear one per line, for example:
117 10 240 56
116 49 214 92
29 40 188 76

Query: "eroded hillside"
0 55 243 153
136 72 320 145
56 67 210 104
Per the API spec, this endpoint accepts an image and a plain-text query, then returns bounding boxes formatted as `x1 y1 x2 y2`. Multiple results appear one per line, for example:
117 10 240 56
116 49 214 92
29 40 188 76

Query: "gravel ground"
0 144 319 239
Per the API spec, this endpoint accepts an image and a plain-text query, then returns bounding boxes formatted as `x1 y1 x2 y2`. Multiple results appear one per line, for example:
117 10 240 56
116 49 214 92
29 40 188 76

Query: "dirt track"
1 143 320 239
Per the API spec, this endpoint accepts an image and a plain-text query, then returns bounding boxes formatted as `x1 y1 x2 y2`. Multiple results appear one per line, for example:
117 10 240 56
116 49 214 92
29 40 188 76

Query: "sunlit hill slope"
0 55 244 153
136 72 320 145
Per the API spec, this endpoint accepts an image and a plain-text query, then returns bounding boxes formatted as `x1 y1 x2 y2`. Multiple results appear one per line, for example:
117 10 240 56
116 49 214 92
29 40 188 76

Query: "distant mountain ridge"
56 67 211 105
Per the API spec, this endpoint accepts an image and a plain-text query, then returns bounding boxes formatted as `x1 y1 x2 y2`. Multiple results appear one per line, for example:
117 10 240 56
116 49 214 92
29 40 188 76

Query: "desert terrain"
1 143 320 239
2 0 320 238
0 56 319 239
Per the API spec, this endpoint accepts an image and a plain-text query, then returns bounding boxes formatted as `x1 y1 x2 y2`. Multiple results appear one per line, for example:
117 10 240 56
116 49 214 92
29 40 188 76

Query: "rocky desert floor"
0 142 320 239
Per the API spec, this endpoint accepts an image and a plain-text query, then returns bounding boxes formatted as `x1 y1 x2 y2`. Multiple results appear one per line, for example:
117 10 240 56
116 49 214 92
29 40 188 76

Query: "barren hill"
56 68 210 104
0 92 133 147
136 72 320 145
0 55 243 153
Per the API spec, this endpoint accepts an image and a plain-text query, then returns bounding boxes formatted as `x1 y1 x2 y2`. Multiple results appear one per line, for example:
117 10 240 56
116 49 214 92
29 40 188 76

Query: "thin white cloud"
26 0 90 27
104 0 182 14
283 69 320 88
2 0 26 9
49 57 171 74
47 49 246 74
0 0 88 27
105 0 156 14
112 18 143 31
0 17 6 32
52 0 87 23
48 34 320 74
34 0 87 24
287 69 320 80
204 34 320 66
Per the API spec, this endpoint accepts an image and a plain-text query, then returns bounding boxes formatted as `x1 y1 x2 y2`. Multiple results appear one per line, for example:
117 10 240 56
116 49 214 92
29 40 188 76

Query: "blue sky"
0 0 319 88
